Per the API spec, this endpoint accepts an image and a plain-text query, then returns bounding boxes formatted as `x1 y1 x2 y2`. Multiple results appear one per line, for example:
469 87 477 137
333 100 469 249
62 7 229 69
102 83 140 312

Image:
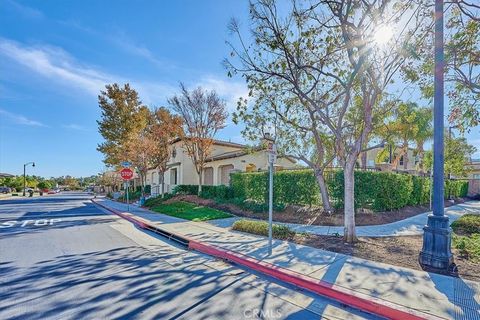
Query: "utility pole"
419 0 455 274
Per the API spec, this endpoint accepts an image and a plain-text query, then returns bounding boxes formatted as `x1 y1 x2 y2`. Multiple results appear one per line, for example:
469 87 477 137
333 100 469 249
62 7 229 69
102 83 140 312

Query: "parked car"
0 186 11 194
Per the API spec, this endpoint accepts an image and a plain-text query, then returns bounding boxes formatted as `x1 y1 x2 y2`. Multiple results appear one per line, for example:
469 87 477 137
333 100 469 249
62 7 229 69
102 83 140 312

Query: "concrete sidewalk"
208 201 480 237
95 198 480 320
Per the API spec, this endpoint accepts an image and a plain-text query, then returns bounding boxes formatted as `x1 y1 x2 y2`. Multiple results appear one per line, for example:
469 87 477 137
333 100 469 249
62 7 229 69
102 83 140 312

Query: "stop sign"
120 168 134 180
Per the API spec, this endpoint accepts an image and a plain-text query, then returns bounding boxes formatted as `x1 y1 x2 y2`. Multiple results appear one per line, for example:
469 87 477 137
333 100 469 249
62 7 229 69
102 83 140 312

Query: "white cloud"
62 124 87 131
5 0 44 19
0 38 247 110
0 38 111 95
0 108 46 127
197 75 248 111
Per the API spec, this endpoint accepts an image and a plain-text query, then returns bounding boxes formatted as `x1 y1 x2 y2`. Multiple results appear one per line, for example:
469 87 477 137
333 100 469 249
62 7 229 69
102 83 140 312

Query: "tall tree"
225 0 427 242
403 3 480 130
97 83 151 166
124 124 158 198
168 84 228 194
377 102 432 170
233 89 335 212
150 107 184 197
424 135 476 177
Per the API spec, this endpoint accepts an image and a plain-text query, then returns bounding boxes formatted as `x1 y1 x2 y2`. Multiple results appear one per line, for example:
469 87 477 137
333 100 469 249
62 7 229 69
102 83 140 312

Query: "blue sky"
0 0 479 177
0 0 250 177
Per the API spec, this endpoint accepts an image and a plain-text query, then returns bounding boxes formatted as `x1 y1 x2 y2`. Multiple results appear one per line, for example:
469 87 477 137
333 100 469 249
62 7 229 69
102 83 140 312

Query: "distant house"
358 146 418 173
466 159 480 180
144 138 297 195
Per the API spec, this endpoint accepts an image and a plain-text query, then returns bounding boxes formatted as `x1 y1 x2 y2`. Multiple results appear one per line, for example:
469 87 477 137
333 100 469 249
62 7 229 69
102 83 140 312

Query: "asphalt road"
0 192 378 320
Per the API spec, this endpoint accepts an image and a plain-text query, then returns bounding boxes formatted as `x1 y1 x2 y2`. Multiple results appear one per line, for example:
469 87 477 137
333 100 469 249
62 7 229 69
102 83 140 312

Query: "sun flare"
374 25 393 46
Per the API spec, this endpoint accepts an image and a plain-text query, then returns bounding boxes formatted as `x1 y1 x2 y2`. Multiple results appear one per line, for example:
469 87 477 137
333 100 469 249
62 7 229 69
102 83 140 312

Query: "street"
0 193 377 320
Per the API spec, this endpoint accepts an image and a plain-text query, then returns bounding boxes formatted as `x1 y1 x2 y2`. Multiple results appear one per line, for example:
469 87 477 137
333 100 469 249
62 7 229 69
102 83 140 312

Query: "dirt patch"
165 195 466 226
291 234 479 282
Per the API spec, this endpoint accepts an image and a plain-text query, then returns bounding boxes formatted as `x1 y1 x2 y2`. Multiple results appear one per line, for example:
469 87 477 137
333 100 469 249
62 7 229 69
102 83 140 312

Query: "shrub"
410 176 431 205
327 170 414 211
445 180 469 198
451 214 480 236
232 169 467 212
199 185 234 200
232 219 295 240
453 234 480 261
135 185 151 194
173 184 199 195
144 193 173 208
230 169 320 206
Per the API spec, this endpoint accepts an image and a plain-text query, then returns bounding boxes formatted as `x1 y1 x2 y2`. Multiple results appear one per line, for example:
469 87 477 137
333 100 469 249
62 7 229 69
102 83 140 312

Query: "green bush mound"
232 219 295 240
453 234 480 261
451 214 480 236
151 201 232 221
144 193 174 208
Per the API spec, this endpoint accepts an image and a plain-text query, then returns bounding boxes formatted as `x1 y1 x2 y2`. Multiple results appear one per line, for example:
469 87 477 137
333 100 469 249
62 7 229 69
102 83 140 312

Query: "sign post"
266 141 276 255
120 167 134 212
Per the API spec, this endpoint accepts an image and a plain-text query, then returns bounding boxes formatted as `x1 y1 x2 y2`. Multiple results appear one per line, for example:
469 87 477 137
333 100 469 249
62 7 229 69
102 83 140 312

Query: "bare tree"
150 107 184 197
168 84 228 194
225 0 428 242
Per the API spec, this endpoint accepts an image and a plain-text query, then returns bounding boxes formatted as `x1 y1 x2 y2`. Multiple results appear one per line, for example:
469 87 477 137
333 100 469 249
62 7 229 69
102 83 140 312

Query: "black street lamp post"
419 0 455 273
23 162 35 197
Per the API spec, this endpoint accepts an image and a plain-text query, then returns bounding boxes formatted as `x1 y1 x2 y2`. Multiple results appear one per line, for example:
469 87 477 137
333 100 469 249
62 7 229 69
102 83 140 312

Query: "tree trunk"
160 171 165 198
361 151 367 170
314 169 333 213
197 169 203 195
403 140 409 170
344 159 357 243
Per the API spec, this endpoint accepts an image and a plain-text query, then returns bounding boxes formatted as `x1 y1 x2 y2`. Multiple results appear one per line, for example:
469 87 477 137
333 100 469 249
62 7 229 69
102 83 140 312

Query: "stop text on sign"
120 168 134 181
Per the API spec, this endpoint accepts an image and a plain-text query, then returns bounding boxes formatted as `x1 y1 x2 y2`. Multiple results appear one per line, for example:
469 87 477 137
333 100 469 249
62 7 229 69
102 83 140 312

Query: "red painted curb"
92 199 441 320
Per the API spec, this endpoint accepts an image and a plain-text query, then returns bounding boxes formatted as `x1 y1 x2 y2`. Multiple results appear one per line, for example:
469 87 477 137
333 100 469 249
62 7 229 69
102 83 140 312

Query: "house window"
399 156 404 166
170 168 178 185
204 167 213 185
473 174 480 180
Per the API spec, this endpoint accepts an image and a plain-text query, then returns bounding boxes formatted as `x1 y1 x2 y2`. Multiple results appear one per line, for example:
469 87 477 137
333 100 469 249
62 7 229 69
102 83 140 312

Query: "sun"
374 25 393 46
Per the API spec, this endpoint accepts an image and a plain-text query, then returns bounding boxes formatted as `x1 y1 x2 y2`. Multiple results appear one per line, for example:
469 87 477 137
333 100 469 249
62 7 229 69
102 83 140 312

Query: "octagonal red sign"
120 168 134 180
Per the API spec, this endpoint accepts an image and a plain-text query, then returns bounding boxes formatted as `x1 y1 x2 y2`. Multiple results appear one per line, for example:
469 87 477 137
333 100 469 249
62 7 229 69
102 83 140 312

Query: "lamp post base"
419 214 457 276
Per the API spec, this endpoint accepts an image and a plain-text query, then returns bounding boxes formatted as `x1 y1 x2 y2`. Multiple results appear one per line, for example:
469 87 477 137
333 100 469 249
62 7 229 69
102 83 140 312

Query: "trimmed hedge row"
230 170 469 211
172 184 235 199
230 169 320 206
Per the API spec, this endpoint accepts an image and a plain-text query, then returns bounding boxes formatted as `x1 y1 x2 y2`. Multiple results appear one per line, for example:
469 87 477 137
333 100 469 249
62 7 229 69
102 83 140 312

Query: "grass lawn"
151 201 232 221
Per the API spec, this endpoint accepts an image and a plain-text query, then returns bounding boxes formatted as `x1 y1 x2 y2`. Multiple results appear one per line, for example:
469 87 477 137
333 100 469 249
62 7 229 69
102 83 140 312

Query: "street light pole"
23 162 35 196
419 0 455 274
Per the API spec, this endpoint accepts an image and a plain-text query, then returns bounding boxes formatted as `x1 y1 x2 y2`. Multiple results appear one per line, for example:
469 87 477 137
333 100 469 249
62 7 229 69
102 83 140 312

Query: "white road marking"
0 219 62 228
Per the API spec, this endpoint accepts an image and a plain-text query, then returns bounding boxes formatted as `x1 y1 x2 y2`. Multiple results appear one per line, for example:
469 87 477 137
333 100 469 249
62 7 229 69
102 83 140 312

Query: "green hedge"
231 170 469 212
328 171 413 211
173 184 235 200
445 180 469 198
230 169 320 206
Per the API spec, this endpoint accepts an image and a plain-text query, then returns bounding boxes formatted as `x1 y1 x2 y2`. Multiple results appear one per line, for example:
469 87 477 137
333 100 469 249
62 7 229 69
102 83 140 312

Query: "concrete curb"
91 199 443 320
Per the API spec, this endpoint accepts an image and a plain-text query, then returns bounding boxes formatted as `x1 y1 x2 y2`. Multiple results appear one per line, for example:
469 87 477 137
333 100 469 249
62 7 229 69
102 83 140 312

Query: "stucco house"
358 146 418 173
145 138 297 195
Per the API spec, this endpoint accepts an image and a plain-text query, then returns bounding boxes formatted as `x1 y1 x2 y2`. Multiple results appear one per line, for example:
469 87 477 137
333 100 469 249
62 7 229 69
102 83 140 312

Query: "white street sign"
268 152 277 164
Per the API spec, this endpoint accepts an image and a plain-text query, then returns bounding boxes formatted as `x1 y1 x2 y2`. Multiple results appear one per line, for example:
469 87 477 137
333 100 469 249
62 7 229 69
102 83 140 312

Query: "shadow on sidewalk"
431 273 480 320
